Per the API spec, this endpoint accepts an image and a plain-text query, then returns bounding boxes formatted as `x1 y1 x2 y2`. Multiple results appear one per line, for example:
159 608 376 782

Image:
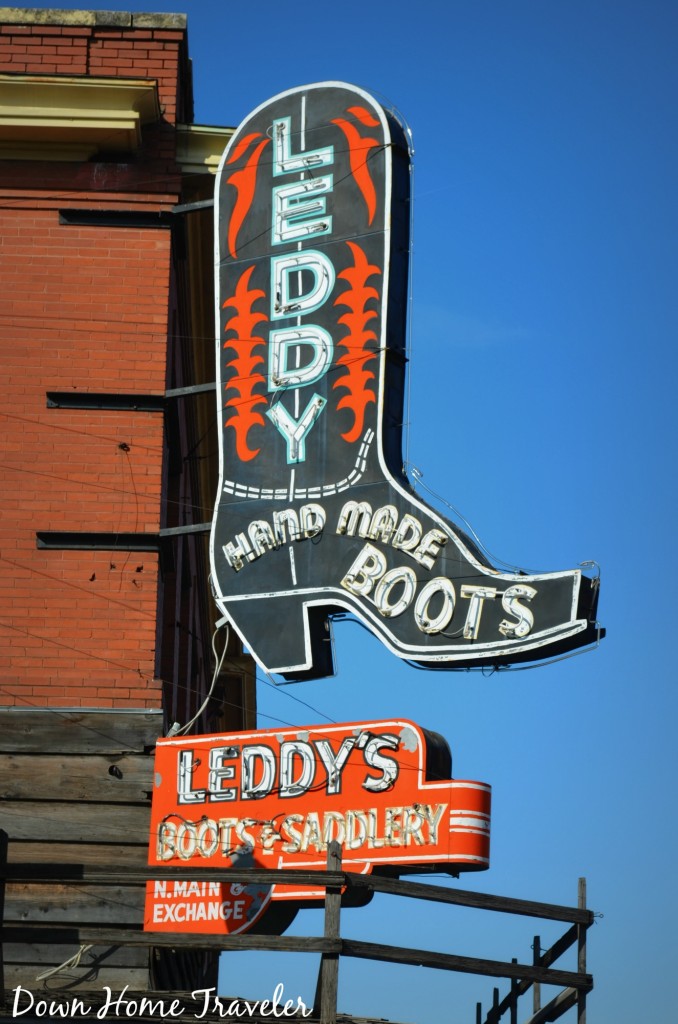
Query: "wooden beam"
0 866 594 931
577 878 588 1024
6 843 149 869
521 987 577 1024
0 753 153 803
4 883 145 926
3 964 152 992
1 830 7 1001
3 942 145 967
0 710 162 754
484 924 579 1021
0 927 340 954
353 873 594 926
1 801 150 844
533 935 542 1016
0 712 160 996
3 866 345 888
315 842 342 1024
340 939 593 990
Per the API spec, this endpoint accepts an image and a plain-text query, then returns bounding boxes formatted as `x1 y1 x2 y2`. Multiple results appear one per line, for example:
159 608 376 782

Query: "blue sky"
25 0 678 1019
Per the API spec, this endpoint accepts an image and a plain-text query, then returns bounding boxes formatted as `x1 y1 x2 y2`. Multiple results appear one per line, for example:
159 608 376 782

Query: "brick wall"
0 10 190 196
0 11 190 121
0 11 190 710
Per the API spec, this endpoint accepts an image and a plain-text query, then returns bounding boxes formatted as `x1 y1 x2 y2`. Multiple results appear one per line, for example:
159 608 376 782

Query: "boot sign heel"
210 81 603 681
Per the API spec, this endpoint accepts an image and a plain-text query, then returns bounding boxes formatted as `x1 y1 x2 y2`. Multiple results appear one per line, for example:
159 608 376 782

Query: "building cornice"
176 124 233 176
0 73 161 161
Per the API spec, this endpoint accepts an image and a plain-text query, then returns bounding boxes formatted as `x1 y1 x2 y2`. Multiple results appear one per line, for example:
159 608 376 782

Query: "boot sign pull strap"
209 81 603 681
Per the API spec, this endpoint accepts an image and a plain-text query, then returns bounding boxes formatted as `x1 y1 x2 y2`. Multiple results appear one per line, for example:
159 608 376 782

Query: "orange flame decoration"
332 106 380 226
223 265 268 462
224 133 270 259
333 241 381 443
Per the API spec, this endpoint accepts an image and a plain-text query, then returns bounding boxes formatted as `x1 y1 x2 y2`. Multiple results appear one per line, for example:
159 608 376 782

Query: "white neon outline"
210 83 590 677
155 719 491 887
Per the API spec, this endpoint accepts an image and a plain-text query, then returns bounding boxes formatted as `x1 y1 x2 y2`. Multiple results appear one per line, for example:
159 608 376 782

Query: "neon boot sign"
209 82 603 680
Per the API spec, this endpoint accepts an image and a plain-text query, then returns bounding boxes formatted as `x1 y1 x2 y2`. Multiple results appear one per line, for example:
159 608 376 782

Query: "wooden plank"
541 925 578 970
533 935 542 1016
3 942 147 967
6 843 149 869
3 943 149 996
0 925 594 990
0 711 163 754
0 927 340 954
0 801 151 844
3 964 151 991
0 754 154 803
483 926 579 1021
340 939 593 990
577 878 587 1024
510 968 518 1024
3 866 344 887
522 987 577 1024
1 866 595 928
316 842 342 1024
354 873 594 925
4 884 145 926
1 829 7 998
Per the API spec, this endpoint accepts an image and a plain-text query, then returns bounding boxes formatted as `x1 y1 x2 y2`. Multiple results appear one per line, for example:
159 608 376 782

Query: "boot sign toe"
209 81 603 681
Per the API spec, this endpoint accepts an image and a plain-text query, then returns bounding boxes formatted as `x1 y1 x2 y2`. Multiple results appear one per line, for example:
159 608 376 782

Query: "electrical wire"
0 344 384 440
0 681 331 758
35 945 93 983
408 462 547 577
0 553 158 620
256 669 336 726
0 618 154 677
167 623 230 737
0 409 164 454
0 130 383 214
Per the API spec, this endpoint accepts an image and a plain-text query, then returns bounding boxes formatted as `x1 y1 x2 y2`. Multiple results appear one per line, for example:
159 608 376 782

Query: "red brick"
0 18 225 717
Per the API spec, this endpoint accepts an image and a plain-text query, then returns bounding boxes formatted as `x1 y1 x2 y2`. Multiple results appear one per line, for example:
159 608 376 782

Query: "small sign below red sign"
144 719 490 934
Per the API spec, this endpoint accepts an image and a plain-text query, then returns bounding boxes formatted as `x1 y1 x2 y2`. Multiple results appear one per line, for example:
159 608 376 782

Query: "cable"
407 462 543 576
166 622 230 737
0 131 380 214
0 343 383 435
256 669 336 726
0 682 327 758
112 440 140 591
0 410 163 455
0 310 210 340
0 554 158 620
404 145 415 473
35 945 93 984
214 145 393 268
0 618 155 677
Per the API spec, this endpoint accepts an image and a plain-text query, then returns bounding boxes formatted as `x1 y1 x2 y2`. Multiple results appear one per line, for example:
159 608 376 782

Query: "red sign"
144 719 490 934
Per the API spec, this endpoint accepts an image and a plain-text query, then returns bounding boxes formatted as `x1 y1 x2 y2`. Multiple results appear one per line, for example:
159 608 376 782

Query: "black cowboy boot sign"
210 82 602 681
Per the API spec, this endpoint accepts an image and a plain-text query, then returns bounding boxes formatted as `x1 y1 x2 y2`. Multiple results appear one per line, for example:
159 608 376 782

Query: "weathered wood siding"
1 710 159 991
